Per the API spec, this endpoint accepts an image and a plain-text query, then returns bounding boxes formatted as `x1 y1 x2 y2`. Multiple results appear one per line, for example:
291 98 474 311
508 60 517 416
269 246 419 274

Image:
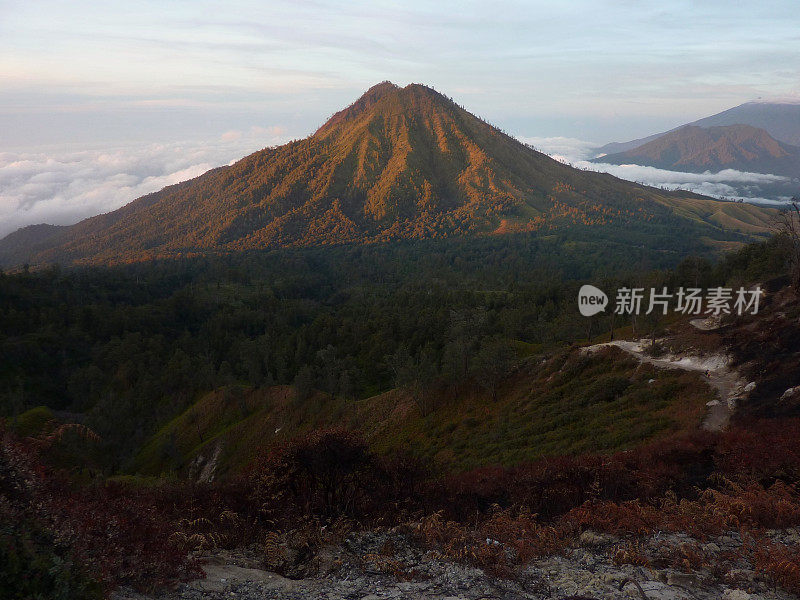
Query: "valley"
1 83 799 600
5 229 800 600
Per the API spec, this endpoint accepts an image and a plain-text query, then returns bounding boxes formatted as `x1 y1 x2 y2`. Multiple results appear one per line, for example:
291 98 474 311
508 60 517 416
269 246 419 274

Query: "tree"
7 379 25 426
776 201 800 289
316 345 341 395
338 370 355 401
386 344 439 416
472 336 516 402
294 365 315 402
442 308 486 384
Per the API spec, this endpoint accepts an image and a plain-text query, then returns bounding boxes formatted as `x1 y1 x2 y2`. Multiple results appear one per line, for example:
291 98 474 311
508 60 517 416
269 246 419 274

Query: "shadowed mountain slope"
595 124 800 177
596 101 800 156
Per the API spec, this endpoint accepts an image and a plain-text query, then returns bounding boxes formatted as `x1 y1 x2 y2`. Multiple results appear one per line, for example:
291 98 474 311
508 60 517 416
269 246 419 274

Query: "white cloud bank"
520 136 796 206
1 128 794 240
0 126 290 238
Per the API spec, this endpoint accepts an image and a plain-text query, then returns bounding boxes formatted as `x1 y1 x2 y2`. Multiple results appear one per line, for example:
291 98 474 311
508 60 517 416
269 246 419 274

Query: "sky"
1 0 799 236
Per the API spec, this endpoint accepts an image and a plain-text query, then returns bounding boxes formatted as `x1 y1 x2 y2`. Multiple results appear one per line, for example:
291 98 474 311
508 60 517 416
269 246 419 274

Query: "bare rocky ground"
113 527 799 600
583 335 747 432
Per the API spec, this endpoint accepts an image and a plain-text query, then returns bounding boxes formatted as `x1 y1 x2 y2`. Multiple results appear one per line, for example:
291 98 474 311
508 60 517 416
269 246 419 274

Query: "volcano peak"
0 82 776 267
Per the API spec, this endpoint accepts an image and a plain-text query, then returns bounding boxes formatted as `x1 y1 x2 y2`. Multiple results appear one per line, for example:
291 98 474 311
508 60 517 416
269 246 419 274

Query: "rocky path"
583 339 750 431
113 529 798 600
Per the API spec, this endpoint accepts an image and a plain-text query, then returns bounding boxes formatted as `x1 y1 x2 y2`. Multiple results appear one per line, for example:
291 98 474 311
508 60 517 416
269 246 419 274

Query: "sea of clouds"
0 126 289 238
1 130 794 240
519 136 795 206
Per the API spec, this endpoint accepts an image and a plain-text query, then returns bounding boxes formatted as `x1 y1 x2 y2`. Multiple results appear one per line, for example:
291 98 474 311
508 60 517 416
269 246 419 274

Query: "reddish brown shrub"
1 426 214 593
7 417 800 594
714 419 800 484
412 510 513 578
249 428 425 526
42 482 203 591
435 421 800 529
754 541 800 595
612 540 651 567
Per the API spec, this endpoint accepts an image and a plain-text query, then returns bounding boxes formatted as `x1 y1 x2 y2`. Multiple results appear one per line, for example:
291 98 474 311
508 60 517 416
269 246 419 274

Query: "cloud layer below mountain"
0 127 288 238
521 136 795 205
1 130 793 241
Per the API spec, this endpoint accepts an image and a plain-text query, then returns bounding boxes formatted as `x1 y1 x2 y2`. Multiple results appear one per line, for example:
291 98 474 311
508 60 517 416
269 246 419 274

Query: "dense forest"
0 228 787 470
1 231 797 599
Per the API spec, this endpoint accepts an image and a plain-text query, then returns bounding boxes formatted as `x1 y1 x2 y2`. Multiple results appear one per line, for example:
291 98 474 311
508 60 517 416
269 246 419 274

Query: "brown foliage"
0 425 261 592
249 428 425 525
9 418 800 595
754 541 800 595
612 540 651 568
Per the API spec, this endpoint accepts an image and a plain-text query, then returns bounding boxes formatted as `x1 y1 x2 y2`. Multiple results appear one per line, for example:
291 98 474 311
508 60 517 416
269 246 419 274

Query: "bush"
7 418 800 595
47 482 204 591
250 428 424 525
0 520 102 600
436 421 800 524
0 426 205 593
10 405 55 438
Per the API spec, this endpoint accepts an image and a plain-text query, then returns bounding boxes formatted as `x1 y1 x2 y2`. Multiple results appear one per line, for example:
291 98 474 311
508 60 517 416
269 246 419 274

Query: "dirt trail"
583 340 749 431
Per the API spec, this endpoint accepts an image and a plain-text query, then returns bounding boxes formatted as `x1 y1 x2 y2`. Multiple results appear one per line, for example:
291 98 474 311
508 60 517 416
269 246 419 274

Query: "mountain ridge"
596 100 800 156
0 82 777 267
595 123 800 177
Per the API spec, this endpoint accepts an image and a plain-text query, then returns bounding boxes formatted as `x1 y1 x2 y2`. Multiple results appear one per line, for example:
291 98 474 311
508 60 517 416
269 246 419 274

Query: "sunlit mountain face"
0 82 776 267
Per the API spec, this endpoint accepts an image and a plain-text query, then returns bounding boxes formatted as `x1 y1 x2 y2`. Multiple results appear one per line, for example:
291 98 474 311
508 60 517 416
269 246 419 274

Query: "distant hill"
597 101 800 156
595 124 800 177
0 82 777 267
0 224 68 267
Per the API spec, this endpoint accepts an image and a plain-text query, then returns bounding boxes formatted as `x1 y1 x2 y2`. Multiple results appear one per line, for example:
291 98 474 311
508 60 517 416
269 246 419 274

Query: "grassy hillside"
133 345 713 477
4 233 790 478
653 196 776 234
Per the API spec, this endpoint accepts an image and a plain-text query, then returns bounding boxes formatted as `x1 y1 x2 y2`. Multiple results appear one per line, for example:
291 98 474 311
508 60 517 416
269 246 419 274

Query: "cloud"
521 135 795 204
0 127 291 238
220 130 242 141
251 125 288 137
518 136 599 161
752 94 800 105
220 126 288 143
570 161 793 203
575 161 789 186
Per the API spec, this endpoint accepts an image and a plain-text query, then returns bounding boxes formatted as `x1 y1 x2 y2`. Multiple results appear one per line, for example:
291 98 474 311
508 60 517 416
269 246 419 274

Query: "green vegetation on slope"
1 232 704 466
2 232 792 474
134 346 713 476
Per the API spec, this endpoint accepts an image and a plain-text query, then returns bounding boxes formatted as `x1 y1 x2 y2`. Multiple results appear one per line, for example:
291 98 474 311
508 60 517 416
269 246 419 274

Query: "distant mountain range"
595 124 800 178
596 101 800 156
0 82 776 267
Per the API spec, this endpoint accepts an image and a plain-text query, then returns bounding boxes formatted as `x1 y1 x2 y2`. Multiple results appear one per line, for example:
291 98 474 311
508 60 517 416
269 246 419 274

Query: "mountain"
0 224 68 268
595 124 800 176
596 100 800 156
0 82 776 267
